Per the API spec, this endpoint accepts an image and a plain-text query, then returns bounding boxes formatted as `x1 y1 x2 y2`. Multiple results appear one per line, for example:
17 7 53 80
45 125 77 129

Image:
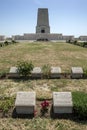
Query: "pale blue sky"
0 0 87 37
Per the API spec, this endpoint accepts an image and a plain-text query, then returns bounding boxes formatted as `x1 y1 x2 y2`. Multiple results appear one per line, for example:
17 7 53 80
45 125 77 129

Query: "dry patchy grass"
0 79 87 98
0 118 87 130
0 42 87 72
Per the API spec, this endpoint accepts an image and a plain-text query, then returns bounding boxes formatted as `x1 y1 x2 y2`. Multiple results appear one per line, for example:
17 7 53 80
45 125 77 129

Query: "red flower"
41 100 49 109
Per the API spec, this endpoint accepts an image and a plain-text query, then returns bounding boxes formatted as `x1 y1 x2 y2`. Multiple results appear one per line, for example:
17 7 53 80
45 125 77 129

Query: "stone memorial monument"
12 8 74 41
36 8 50 34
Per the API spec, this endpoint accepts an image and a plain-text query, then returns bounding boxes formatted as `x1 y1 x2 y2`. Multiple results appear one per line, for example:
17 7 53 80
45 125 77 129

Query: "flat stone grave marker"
15 91 36 114
50 67 61 78
9 67 19 77
53 92 73 114
31 67 42 78
71 67 83 78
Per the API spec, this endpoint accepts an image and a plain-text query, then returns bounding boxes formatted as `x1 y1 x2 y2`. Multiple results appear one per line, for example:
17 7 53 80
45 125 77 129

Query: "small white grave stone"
9 67 19 77
15 91 36 114
31 67 42 78
71 67 83 78
53 92 73 113
50 67 61 78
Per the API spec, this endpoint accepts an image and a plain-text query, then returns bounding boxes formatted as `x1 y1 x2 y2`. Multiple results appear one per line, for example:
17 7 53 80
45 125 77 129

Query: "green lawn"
0 42 87 130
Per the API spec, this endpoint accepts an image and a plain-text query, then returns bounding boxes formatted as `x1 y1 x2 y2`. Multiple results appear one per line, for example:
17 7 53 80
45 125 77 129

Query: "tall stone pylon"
36 8 50 33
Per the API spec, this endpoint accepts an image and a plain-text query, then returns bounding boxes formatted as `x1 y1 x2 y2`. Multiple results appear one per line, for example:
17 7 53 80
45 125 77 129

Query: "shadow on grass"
50 105 73 119
11 77 43 83
11 104 87 124
50 105 87 124
11 78 31 83
12 108 34 119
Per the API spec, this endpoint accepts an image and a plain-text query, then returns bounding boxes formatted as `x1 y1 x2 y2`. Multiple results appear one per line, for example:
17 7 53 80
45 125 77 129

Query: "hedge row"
67 40 87 48
0 40 17 47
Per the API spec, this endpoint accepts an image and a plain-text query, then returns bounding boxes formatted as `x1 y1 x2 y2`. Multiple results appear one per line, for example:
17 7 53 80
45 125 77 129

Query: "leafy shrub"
79 42 85 47
42 64 51 78
83 42 87 47
0 43 5 47
0 43 3 47
73 40 77 44
66 40 71 43
4 41 9 45
76 42 87 47
11 40 17 44
0 97 14 115
83 69 87 77
17 61 34 77
0 71 6 78
72 91 87 119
